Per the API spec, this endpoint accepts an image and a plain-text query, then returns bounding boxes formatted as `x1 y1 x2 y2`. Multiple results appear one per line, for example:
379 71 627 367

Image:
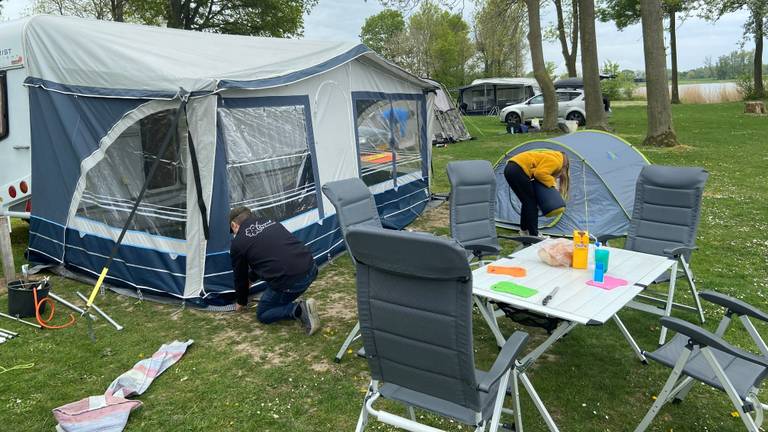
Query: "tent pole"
83 89 190 311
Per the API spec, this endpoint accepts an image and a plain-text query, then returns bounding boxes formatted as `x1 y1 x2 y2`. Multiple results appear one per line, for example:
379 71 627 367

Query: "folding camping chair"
346 226 550 432
599 165 709 345
635 291 768 432
322 178 383 363
446 160 540 265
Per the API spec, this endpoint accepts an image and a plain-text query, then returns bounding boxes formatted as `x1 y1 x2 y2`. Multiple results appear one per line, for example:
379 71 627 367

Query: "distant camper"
458 78 540 115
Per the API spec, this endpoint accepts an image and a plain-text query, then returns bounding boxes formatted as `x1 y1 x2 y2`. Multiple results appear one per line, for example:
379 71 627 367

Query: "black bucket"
8 280 50 318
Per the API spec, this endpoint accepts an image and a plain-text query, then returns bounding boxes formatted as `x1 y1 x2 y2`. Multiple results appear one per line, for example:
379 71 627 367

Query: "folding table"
472 239 675 431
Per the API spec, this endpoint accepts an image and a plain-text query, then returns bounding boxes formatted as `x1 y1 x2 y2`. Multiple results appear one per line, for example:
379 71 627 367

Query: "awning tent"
494 131 650 237
422 78 470 145
19 15 436 303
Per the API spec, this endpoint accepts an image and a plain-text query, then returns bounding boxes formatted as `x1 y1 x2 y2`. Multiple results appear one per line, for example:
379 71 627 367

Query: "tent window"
354 96 424 186
75 109 188 239
219 103 317 222
391 99 422 178
355 98 395 186
0 72 7 141
496 86 527 106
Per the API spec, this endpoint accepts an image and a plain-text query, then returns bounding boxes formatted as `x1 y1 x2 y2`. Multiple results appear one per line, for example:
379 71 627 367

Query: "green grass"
1 102 767 431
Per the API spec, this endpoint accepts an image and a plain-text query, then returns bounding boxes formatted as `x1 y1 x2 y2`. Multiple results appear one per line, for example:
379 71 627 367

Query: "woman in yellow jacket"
503 150 570 236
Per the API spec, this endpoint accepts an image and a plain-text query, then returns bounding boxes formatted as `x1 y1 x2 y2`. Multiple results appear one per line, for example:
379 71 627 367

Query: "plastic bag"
537 238 573 267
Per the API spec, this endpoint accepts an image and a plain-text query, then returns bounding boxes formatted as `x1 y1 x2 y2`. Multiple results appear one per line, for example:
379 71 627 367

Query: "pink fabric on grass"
53 340 193 432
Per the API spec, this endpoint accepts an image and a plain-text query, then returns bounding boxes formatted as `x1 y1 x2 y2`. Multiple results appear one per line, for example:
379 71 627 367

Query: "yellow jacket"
510 150 564 188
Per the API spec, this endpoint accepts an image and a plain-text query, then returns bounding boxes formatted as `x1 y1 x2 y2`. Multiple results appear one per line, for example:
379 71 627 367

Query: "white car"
499 89 590 126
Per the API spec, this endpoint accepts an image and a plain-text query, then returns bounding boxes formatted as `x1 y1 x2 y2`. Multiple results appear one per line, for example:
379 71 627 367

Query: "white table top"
472 240 674 325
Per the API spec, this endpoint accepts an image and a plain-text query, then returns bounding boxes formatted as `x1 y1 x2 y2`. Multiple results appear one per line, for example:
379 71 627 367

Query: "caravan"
0 15 436 303
0 19 32 215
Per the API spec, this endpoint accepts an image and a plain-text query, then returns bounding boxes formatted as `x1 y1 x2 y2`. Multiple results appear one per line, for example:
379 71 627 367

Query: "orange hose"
33 285 76 329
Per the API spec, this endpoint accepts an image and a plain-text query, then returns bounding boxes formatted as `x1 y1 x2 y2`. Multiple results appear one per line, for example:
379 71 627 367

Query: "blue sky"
3 0 756 73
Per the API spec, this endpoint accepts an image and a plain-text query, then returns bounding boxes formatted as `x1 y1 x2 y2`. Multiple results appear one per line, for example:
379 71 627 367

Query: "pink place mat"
586 275 628 290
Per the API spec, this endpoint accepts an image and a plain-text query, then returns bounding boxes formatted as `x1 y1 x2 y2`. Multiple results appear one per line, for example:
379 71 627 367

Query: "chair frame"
636 292 768 432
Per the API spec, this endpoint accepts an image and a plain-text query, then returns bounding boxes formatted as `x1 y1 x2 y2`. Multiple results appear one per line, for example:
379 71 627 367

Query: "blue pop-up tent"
494 130 650 237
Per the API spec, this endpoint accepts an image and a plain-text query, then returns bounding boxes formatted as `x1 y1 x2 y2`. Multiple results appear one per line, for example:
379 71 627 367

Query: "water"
634 82 741 103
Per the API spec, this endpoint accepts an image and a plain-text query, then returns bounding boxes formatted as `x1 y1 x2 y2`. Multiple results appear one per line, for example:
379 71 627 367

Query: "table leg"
519 321 579 369
519 370 560 432
474 295 506 348
613 314 647 364
658 261 678 346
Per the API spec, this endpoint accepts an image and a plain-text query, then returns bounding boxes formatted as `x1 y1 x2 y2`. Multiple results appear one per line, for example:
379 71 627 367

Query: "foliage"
2 103 768 431
681 50 767 80
33 0 317 36
360 9 408 61
597 0 690 28
600 60 637 100
473 0 528 77
736 74 768 100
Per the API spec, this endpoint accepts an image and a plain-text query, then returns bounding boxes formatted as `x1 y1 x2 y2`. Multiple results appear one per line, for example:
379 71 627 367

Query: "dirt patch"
213 326 298 367
410 203 450 234
310 360 332 373
321 292 357 323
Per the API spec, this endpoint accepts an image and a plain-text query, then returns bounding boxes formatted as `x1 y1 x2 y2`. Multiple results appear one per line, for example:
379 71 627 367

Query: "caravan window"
354 95 424 186
75 109 188 239
0 72 7 141
219 100 318 222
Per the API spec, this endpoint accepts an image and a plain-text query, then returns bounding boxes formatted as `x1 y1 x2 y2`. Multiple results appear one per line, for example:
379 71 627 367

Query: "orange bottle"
572 230 589 269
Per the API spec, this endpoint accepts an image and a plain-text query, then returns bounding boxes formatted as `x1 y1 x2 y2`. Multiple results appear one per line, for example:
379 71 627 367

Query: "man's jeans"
256 264 318 324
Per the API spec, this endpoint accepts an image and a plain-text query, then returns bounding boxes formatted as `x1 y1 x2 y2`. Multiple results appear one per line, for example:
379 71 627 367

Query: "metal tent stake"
76 292 123 331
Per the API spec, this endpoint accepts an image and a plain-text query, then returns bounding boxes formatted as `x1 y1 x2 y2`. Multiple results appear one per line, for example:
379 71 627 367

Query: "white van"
0 19 32 216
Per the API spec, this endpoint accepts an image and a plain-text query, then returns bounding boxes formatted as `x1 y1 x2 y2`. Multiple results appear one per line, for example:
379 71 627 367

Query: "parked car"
498 89 609 126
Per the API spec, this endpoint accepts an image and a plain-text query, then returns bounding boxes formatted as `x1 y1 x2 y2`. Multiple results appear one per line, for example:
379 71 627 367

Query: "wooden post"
0 217 15 285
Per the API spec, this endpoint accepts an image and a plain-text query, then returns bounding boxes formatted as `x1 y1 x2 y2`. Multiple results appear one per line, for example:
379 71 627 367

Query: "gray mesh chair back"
322 178 382 243
626 165 708 261
346 226 481 410
447 160 501 258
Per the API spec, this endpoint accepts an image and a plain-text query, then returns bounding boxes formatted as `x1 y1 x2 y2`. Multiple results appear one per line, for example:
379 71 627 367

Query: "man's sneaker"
298 299 320 336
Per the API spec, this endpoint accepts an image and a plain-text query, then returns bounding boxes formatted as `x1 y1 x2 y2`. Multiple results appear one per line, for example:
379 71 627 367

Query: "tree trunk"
554 0 578 77
640 0 678 147
167 0 183 28
112 0 125 22
570 0 579 76
670 10 681 104
525 0 558 131
578 0 608 129
754 7 765 99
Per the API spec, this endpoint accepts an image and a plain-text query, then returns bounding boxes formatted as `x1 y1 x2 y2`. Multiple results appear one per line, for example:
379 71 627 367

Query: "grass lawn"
1 102 766 431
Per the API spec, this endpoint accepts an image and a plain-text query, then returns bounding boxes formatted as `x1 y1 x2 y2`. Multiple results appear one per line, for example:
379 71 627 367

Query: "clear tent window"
219 99 319 223
353 94 424 187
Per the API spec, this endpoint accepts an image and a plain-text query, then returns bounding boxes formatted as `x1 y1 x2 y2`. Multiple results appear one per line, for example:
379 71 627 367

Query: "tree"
526 0 558 130
598 0 692 104
579 0 609 128
34 0 317 36
552 0 580 77
407 1 474 88
360 9 410 65
700 0 766 98
474 0 528 77
640 0 679 146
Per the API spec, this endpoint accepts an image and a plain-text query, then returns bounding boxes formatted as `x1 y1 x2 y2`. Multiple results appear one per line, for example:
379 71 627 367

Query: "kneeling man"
229 207 320 335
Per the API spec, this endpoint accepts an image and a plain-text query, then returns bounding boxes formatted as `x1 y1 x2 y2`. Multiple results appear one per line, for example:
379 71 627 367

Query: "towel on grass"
53 339 194 432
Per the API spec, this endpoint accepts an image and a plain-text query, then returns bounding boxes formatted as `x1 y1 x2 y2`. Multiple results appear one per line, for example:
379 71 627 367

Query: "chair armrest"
700 291 768 323
478 331 529 393
660 317 768 368
596 234 624 244
463 243 502 255
663 245 698 258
